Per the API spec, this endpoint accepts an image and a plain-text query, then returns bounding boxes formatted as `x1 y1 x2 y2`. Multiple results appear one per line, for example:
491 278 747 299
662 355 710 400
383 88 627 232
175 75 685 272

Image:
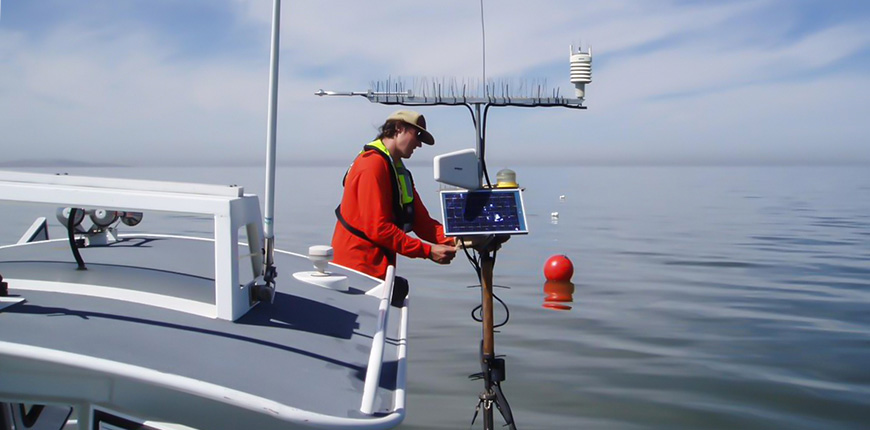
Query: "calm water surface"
3 165 869 429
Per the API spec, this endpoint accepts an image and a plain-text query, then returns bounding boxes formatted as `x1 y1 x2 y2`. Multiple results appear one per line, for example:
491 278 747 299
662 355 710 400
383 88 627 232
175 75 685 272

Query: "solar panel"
440 189 529 236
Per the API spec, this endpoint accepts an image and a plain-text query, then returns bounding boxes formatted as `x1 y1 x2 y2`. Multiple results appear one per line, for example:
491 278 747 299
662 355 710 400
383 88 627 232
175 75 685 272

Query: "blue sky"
1 0 869 166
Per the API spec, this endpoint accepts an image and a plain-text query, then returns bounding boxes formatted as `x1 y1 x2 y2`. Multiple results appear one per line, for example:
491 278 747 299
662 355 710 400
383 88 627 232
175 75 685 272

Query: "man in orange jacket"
332 110 457 296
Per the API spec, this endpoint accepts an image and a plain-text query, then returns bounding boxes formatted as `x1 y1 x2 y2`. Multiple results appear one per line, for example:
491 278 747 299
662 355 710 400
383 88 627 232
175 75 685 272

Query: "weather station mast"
316 10 592 428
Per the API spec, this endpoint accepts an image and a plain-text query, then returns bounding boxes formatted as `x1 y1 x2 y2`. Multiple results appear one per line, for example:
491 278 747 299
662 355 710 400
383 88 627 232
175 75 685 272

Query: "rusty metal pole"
480 251 495 360
479 250 496 429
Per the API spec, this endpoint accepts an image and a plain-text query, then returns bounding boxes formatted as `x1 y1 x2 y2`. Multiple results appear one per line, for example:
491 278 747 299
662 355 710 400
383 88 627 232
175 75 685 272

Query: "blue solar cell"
440 189 528 236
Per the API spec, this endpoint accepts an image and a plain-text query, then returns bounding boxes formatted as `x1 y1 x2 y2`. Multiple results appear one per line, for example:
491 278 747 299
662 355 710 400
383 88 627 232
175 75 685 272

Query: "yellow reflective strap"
366 139 414 206
397 169 414 205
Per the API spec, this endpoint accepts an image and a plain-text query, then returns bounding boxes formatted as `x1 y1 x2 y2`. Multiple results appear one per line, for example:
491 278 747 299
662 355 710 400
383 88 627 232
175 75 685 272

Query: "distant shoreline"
0 159 128 168
2 158 869 169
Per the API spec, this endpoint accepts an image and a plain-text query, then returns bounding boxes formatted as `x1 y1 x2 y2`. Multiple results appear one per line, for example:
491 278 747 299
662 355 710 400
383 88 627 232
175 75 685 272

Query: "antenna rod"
263 0 281 274
480 0 487 95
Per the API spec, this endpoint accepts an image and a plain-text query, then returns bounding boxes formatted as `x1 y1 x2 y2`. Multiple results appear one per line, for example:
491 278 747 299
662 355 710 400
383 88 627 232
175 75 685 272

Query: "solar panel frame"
439 189 529 236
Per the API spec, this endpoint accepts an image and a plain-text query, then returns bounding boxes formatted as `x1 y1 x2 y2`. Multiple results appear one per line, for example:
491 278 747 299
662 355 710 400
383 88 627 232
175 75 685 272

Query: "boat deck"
0 235 404 429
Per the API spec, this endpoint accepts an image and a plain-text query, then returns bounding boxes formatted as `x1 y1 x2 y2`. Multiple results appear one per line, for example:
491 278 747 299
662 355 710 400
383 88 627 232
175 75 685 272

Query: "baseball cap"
386 110 435 145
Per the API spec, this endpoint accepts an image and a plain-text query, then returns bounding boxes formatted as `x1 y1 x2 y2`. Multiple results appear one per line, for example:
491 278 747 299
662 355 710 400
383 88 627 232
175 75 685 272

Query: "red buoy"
544 255 574 282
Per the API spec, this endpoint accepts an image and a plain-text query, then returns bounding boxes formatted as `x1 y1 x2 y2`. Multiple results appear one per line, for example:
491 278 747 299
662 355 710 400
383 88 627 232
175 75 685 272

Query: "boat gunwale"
0 232 409 426
0 340 405 429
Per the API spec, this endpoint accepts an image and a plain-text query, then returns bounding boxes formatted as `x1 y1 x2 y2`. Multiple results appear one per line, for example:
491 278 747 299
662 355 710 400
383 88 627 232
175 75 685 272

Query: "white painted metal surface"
0 297 25 312
0 170 244 197
262 0 282 273
0 341 405 430
360 265 396 414
0 170 264 321
16 217 48 244
0 233 410 426
6 278 216 318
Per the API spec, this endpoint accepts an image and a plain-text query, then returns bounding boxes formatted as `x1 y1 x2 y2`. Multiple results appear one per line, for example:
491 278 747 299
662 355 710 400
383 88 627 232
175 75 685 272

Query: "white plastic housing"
56 207 85 227
293 245 348 290
570 45 592 99
308 245 333 274
433 148 480 190
90 209 119 227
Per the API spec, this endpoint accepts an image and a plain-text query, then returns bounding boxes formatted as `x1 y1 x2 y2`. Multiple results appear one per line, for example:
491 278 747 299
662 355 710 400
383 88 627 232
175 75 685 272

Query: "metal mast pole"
480 251 496 430
263 0 281 278
474 103 484 187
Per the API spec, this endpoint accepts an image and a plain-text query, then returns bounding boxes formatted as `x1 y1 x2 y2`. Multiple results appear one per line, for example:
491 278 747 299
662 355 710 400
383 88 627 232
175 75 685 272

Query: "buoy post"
480 252 495 363
466 235 514 430
479 250 498 429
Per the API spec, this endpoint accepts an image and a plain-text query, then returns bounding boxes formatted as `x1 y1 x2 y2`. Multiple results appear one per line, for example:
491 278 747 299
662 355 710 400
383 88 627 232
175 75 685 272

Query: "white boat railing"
0 170 265 321
393 297 409 414
360 265 396 415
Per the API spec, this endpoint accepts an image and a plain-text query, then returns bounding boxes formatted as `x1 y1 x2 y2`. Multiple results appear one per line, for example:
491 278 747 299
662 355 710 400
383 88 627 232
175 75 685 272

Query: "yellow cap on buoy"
496 168 518 188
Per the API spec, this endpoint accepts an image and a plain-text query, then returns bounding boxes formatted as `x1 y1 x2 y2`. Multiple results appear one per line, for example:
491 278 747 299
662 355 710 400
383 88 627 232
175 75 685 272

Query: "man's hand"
429 244 457 264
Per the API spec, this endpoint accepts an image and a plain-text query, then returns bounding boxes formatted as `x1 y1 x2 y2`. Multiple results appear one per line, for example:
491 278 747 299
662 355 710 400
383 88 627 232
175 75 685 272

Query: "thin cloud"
1 0 868 165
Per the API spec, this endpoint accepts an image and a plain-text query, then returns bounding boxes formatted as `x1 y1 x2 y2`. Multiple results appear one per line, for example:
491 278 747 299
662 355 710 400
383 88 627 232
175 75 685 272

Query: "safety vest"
336 140 416 250
362 140 415 227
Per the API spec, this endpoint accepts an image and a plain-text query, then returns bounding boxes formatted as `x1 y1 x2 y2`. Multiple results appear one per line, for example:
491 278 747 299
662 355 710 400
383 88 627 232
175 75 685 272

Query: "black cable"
66 208 86 270
492 291 510 328
374 99 583 190
493 382 517 430
470 289 510 328
462 244 481 276
481 104 492 187
463 103 478 129
372 100 587 109
471 304 483 322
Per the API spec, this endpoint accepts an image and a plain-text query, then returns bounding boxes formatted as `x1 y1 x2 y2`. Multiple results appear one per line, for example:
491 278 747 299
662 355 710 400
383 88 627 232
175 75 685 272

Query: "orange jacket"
332 150 452 279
